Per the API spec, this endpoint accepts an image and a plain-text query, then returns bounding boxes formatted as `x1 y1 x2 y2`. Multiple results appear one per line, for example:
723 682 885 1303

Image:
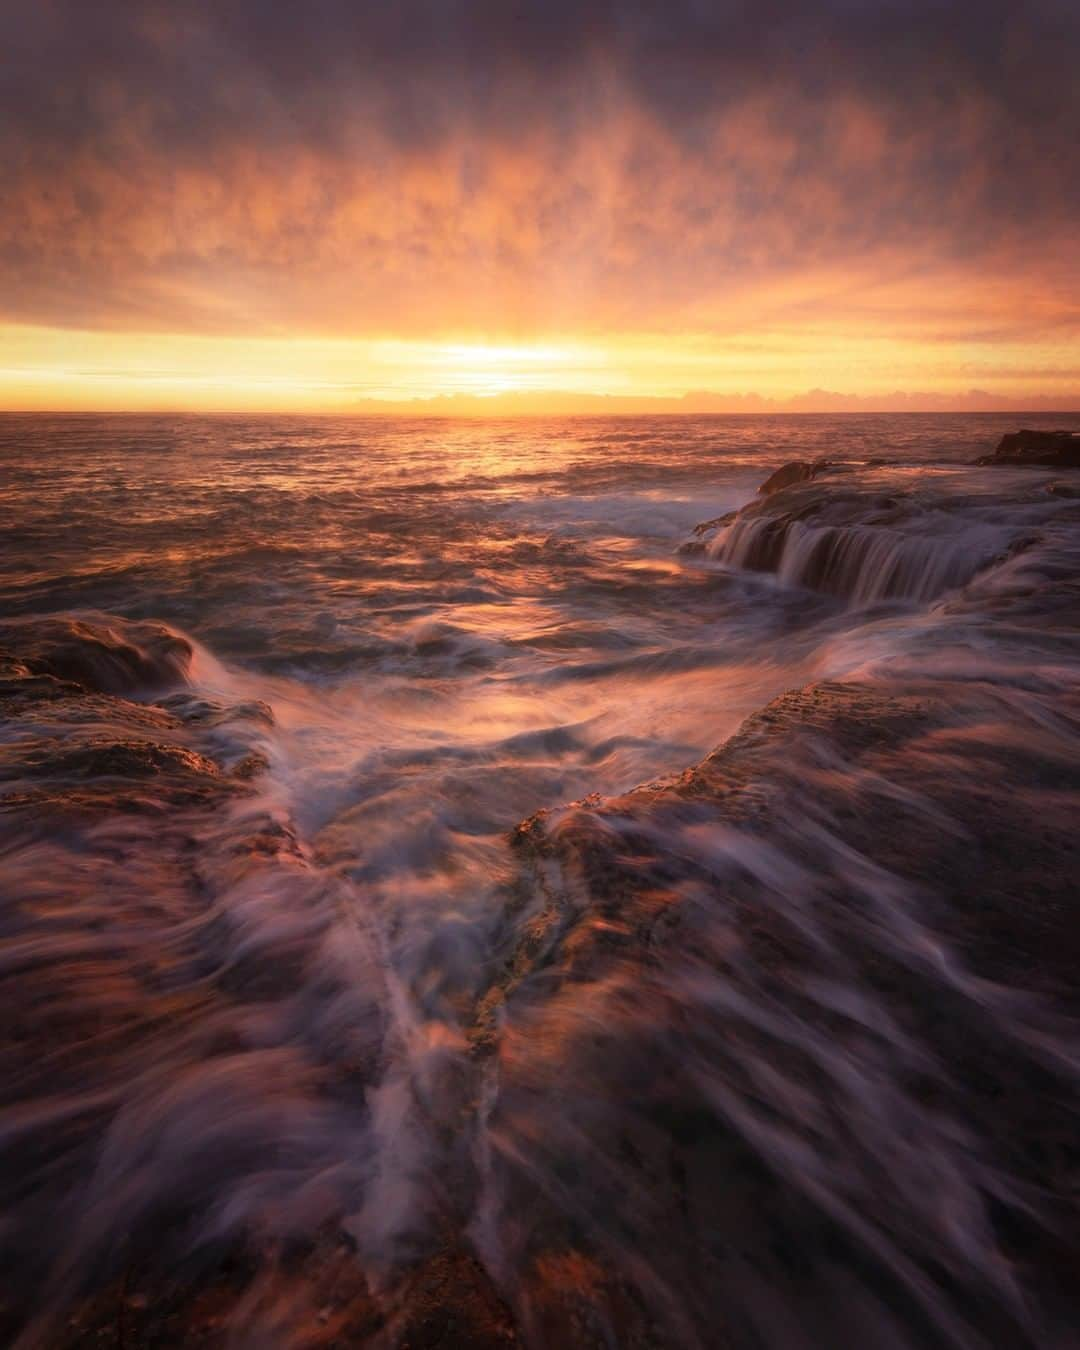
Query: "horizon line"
3 386 1080 418
3 406 1080 419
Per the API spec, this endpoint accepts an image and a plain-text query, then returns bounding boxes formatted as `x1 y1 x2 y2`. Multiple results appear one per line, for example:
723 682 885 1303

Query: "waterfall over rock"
698 468 1042 606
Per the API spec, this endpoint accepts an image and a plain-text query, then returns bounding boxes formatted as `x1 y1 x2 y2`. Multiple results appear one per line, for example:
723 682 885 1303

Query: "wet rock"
678 509 741 556
155 694 275 776
49 1235 518 1350
493 666 1080 1350
0 610 438 1350
689 472 1045 605
757 459 832 495
692 509 740 535
0 662 84 709
393 1246 519 1349
0 615 192 695
0 638 240 820
231 750 270 780
17 737 223 783
160 694 275 730
975 428 1080 468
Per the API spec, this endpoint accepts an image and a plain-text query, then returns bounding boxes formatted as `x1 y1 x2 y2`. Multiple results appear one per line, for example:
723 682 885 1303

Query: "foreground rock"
0 614 518 1350
479 472 1080 1349
36 658 1080 1349
5 579 1080 1347
488 666 1080 1350
975 428 1080 467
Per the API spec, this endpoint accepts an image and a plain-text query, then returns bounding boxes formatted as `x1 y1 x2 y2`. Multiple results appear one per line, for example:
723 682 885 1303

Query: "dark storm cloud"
6 1 1078 149
1 0 1077 334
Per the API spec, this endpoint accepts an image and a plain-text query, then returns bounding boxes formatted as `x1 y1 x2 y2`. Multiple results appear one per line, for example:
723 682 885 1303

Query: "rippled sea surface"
1 411 1078 1348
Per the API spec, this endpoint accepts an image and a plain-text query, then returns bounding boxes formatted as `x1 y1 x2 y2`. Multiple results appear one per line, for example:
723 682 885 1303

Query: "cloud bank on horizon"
1 0 1078 407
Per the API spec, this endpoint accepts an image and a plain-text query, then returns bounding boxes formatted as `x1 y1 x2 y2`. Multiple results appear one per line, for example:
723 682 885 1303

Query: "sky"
1 0 1078 412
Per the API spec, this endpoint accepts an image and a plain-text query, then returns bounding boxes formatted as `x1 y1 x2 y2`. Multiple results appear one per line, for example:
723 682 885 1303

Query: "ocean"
1 411 1078 1348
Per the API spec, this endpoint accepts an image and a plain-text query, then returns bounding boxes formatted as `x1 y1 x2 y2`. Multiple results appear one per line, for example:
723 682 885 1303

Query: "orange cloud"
1 1 1077 408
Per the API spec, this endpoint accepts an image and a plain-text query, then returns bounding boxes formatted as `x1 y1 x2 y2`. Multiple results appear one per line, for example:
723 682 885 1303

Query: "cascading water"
703 470 1040 606
709 514 1018 603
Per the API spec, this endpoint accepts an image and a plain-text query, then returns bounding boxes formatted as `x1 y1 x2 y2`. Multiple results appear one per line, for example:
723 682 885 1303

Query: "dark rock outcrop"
689 474 1035 606
975 428 1080 468
492 670 1080 1350
0 622 349 1350
757 459 833 495
678 508 740 555
0 614 193 695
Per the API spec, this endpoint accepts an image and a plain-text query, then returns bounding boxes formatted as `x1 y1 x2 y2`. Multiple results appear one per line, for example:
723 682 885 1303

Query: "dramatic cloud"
0 0 1077 404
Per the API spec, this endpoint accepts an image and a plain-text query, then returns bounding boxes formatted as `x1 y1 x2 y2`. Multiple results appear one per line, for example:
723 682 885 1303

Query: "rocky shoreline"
973 429 1080 468
2 438 1079 1348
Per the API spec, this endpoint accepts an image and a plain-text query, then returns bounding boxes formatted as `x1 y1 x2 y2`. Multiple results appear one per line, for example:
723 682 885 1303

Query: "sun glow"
372 341 600 397
0 313 1077 414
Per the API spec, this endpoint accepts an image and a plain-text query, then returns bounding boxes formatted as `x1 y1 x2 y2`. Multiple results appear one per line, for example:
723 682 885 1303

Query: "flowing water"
0 412 1078 1348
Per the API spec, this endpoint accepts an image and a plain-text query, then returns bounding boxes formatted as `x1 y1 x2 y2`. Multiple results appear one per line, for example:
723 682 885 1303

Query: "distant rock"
975 429 1080 468
757 459 833 495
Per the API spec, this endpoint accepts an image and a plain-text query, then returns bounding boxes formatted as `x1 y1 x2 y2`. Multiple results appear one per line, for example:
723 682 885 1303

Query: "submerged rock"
975 428 1080 468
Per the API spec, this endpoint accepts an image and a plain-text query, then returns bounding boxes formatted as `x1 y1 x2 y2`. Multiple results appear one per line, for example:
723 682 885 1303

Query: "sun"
424 342 585 396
